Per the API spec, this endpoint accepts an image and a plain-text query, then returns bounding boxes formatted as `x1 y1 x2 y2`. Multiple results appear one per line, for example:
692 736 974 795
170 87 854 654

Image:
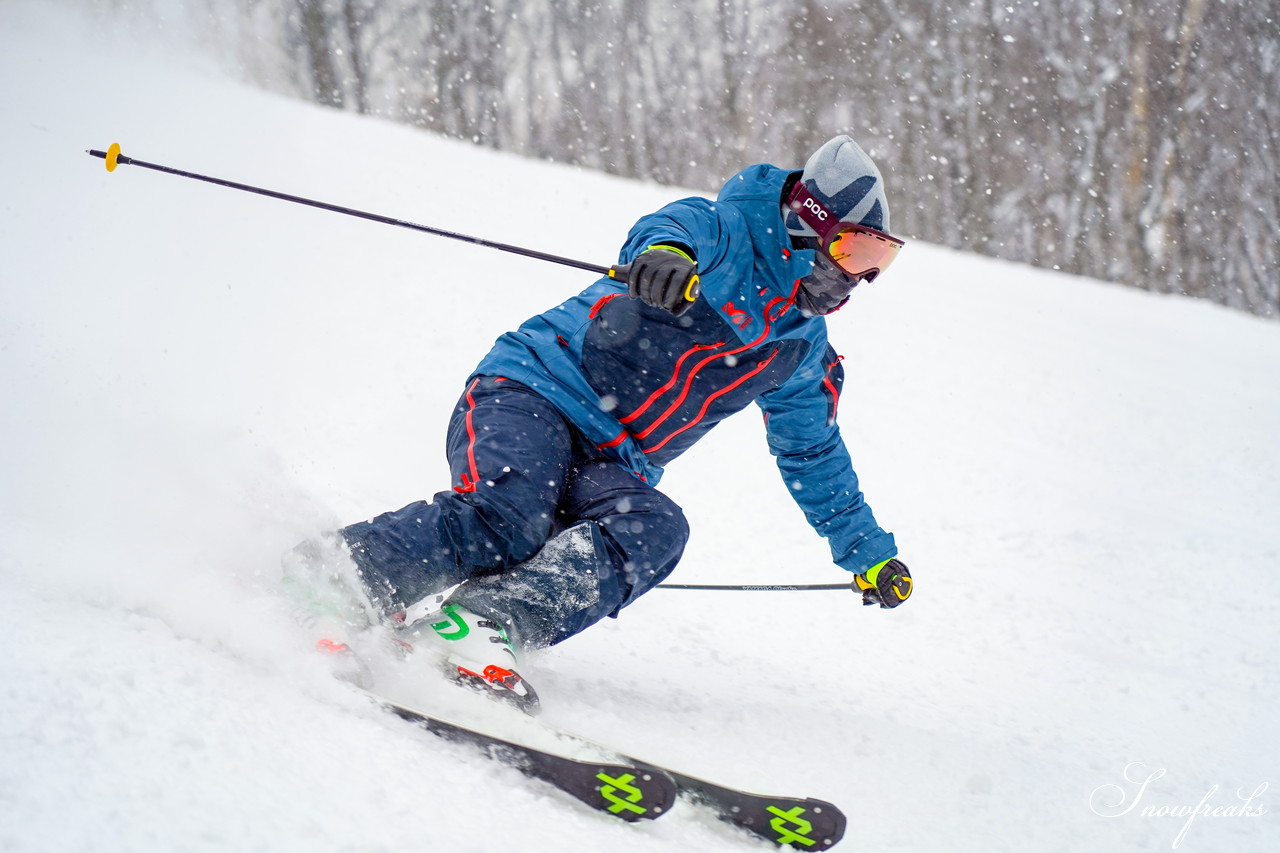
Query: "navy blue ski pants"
341 376 688 648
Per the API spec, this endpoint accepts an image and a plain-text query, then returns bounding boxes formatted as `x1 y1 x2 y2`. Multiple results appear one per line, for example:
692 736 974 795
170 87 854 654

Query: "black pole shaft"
656 582 854 592
86 148 612 277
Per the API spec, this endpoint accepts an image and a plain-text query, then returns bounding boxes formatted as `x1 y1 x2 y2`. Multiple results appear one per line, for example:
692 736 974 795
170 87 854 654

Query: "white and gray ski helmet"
783 135 890 238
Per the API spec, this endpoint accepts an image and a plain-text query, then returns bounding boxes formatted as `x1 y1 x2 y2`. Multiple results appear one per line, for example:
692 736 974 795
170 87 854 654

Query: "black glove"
622 246 700 315
854 558 913 608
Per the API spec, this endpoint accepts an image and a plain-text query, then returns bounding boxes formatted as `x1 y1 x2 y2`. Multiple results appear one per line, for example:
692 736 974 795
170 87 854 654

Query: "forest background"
79 0 1280 317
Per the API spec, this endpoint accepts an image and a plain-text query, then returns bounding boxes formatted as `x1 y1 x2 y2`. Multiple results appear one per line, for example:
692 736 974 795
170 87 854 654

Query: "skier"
286 135 913 712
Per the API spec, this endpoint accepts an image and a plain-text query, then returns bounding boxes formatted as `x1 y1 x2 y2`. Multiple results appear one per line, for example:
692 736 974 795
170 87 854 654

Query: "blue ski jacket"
472 164 896 573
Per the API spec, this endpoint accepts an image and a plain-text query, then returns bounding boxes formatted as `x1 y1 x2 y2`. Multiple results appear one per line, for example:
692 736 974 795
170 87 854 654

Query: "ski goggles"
785 180 904 282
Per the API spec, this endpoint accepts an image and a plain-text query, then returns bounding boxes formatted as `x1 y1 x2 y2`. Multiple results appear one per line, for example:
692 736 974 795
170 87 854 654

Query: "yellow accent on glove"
860 558 894 588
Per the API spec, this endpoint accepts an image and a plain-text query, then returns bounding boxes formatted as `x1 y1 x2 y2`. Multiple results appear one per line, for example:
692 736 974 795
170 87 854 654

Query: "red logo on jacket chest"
721 301 752 330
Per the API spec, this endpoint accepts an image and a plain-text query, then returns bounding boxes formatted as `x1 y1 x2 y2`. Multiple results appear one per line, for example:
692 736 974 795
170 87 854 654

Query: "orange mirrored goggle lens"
825 224 904 281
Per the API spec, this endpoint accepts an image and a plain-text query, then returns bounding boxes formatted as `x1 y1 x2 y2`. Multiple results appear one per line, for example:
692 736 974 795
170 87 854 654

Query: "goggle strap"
787 180 904 248
785 181 841 243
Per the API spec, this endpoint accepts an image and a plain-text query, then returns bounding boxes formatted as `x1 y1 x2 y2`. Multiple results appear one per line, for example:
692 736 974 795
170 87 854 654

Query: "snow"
2 3 1277 851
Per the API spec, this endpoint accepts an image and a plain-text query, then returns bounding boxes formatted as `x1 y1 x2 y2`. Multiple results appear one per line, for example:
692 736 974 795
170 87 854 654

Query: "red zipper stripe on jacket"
454 378 482 493
644 349 780 454
597 430 628 450
631 294 791 441
822 355 844 424
619 341 724 425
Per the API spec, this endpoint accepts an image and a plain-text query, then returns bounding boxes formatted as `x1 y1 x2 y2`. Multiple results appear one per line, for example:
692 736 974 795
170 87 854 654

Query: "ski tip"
790 798 847 849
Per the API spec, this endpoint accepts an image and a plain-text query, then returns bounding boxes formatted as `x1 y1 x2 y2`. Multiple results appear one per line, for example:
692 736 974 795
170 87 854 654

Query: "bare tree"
296 0 343 108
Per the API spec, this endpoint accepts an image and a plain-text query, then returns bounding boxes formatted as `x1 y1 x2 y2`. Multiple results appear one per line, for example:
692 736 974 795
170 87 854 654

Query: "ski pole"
656 581 857 592
86 143 697 300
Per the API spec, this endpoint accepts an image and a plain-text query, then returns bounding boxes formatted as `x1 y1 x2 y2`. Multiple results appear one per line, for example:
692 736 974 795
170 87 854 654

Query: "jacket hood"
717 163 815 295
716 163 796 239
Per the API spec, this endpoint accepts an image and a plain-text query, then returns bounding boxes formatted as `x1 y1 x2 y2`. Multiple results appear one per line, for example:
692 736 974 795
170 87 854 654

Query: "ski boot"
404 600 540 715
281 532 412 685
281 533 381 628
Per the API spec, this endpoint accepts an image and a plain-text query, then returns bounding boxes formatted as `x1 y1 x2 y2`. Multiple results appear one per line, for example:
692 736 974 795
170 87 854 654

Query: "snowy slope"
2 3 1277 851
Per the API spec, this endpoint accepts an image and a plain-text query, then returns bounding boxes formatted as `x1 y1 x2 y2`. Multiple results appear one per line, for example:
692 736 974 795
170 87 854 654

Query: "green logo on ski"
596 771 648 815
430 602 470 641
767 805 816 847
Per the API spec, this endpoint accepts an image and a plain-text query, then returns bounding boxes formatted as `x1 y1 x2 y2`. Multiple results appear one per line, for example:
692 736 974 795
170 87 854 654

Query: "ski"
546 727 847 849
358 687 844 847
355 689 676 823
634 762 844 849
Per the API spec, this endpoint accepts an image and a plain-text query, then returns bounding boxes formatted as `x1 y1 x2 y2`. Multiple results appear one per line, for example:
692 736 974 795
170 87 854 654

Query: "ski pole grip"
607 263 701 306
607 262 632 284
